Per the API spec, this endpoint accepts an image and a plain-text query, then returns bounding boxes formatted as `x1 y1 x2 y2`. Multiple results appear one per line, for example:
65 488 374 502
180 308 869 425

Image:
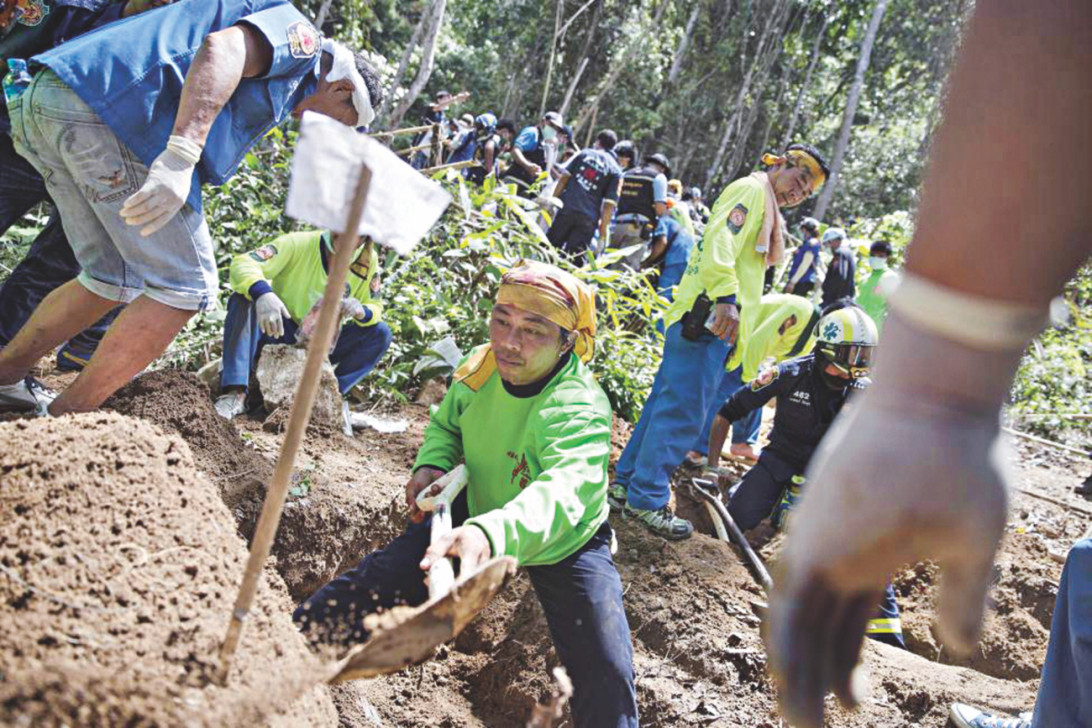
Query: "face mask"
542 125 558 142
868 256 887 270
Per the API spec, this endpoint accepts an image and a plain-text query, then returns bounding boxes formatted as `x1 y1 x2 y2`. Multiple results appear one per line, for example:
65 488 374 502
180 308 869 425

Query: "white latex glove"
256 293 290 339
766 315 1015 728
339 297 366 321
119 135 202 236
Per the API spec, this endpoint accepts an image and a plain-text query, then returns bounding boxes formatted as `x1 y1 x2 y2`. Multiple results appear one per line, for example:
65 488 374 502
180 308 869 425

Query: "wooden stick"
218 165 373 681
1003 426 1091 459
419 159 480 175
367 123 434 138
1013 486 1092 517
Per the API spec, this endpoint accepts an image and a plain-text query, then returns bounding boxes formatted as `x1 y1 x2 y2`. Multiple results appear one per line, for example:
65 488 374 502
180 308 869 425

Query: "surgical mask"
868 256 887 270
542 125 558 142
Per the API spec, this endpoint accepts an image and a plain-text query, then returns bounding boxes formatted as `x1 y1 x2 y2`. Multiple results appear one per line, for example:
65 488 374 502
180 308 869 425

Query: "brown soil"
0 413 336 726
11 368 1079 727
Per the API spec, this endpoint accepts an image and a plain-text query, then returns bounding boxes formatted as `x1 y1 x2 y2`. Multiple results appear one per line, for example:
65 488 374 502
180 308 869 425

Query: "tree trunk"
812 0 889 221
314 0 335 29
559 56 589 118
781 11 828 148
388 0 448 129
377 4 429 122
539 0 565 117
667 0 702 86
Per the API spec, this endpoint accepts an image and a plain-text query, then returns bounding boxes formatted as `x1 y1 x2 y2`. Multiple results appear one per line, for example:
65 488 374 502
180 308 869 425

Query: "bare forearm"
553 174 570 198
906 0 1091 306
599 202 615 239
707 415 730 469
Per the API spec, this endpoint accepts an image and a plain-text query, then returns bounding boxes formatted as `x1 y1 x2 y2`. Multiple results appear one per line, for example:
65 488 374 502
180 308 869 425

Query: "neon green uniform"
413 347 612 566
664 176 768 331
229 230 383 326
669 203 696 238
857 268 900 333
727 293 820 380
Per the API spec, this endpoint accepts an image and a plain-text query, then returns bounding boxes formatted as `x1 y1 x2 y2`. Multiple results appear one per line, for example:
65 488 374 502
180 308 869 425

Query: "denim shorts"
7 70 217 311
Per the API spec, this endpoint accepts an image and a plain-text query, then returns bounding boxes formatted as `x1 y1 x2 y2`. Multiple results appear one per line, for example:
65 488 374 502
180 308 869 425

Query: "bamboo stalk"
419 159 479 175
1003 426 1090 458
218 165 373 682
367 123 435 138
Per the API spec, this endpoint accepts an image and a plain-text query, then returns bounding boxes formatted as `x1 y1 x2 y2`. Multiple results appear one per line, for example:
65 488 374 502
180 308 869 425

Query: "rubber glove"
339 297 367 322
255 293 290 339
766 313 1018 728
119 135 202 236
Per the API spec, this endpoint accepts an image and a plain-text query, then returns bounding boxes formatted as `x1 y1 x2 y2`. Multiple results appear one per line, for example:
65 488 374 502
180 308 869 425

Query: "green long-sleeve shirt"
228 229 383 326
663 175 767 330
413 346 612 567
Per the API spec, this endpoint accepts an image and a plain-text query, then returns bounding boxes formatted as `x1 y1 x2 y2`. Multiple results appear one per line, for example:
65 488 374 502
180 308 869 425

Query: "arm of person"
346 246 383 326
412 379 470 478
599 168 620 240
707 365 787 469
464 402 611 565
698 181 766 339
483 139 496 174
642 234 669 269
787 250 814 287
767 3 1092 726
652 174 668 218
552 169 571 198
228 231 306 300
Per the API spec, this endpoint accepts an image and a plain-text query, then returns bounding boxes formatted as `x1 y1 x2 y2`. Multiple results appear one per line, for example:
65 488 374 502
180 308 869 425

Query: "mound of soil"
105 369 272 509
894 529 1061 681
0 413 337 726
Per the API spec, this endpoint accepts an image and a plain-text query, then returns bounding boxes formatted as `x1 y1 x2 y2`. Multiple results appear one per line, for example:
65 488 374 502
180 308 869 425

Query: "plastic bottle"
2 59 32 103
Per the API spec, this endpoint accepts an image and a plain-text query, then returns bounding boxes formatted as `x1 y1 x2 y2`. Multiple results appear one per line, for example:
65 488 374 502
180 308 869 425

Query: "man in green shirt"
214 229 391 420
294 261 638 728
611 144 829 540
857 240 901 333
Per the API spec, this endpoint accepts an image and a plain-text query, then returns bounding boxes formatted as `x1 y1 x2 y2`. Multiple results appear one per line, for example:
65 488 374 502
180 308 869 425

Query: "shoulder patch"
249 244 278 262
15 0 49 27
726 203 748 234
750 365 780 392
286 20 320 59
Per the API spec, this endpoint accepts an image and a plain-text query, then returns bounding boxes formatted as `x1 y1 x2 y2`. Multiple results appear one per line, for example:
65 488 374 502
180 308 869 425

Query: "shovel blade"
329 556 516 682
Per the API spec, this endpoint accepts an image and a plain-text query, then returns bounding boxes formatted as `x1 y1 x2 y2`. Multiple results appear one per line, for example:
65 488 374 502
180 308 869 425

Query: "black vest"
618 166 658 218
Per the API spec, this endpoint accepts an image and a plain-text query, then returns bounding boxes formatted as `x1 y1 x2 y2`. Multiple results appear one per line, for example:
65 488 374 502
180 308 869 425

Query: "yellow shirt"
727 293 819 380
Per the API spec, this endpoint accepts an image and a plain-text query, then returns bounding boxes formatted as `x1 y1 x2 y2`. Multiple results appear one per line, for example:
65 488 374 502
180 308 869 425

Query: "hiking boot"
607 483 627 512
949 703 1031 728
625 504 694 540
0 376 55 416
214 391 247 420
56 343 93 371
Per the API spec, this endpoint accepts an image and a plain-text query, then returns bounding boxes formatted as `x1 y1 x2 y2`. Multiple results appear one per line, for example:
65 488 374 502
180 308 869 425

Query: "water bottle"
2 59 32 103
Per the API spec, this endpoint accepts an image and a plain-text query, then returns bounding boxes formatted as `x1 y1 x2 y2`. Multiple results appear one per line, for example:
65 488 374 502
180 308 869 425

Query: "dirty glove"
255 292 290 339
766 315 1015 728
339 297 367 322
119 135 202 236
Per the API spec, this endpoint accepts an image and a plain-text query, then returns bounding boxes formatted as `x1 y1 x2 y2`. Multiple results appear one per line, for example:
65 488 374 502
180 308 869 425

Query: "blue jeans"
615 321 732 511
1033 538 1092 727
220 293 392 395
691 365 761 455
294 496 638 728
9 70 217 311
726 451 904 648
0 133 116 350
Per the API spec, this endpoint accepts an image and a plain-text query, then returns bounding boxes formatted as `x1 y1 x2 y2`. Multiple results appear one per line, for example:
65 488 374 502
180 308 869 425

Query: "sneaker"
949 703 1031 728
214 391 247 420
0 376 55 416
56 343 92 372
607 483 627 512
682 451 707 468
625 504 694 541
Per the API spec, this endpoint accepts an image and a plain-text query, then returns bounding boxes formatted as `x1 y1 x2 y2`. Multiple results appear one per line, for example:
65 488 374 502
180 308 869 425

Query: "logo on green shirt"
507 451 531 490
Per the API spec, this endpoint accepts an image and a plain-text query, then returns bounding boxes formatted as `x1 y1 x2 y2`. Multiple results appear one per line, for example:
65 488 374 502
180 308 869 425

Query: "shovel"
329 465 516 681
689 477 773 593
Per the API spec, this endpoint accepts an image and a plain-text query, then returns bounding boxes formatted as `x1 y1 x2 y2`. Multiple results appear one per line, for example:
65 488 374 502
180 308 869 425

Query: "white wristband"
888 273 1049 350
165 135 203 166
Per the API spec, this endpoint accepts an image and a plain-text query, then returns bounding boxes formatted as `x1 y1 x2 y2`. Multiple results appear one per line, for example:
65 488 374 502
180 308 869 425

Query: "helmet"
614 140 637 165
800 216 820 233
474 113 497 135
690 186 702 200
815 304 878 383
667 179 683 197
821 227 847 245
647 153 672 177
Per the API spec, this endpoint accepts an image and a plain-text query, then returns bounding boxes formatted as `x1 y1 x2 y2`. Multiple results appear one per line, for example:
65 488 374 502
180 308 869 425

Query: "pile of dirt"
894 529 1061 681
105 369 272 509
0 413 336 726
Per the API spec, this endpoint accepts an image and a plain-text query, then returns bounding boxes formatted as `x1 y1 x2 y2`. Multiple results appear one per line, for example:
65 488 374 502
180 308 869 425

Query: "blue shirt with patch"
32 0 322 213
513 125 542 154
558 147 621 221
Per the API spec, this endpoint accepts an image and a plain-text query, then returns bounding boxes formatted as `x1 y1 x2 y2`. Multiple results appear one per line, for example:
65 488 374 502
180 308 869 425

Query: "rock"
415 376 448 406
256 344 342 431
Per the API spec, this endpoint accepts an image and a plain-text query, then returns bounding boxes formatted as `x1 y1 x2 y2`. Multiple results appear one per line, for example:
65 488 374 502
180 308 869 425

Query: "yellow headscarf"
454 260 597 390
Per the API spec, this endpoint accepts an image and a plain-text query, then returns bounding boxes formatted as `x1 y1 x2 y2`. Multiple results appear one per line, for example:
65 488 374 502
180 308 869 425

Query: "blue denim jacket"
32 0 320 213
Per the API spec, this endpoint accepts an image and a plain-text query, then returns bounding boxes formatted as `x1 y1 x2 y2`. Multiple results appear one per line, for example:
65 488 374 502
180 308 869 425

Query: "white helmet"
816 304 878 380
821 227 847 245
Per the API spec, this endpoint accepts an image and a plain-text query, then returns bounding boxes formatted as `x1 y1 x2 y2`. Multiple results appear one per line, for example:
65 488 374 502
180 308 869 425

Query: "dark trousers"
0 133 116 351
547 209 597 267
294 495 639 728
788 280 815 297
727 450 905 648
220 292 392 395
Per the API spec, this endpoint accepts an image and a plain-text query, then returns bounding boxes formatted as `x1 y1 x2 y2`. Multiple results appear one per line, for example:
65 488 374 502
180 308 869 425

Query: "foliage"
162 131 666 422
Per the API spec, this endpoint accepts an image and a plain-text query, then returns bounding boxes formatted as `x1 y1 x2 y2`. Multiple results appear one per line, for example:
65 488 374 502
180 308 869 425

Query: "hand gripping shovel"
329 465 516 682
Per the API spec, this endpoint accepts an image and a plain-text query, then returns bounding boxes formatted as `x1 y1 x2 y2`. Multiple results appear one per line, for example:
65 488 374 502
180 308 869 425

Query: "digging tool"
689 477 773 593
328 465 516 681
